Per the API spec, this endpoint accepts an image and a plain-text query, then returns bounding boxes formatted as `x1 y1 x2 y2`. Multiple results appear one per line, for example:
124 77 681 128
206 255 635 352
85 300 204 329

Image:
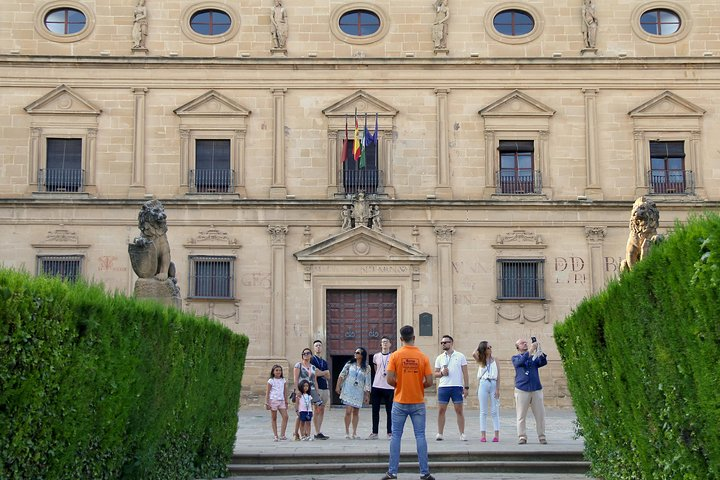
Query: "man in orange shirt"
382 325 435 480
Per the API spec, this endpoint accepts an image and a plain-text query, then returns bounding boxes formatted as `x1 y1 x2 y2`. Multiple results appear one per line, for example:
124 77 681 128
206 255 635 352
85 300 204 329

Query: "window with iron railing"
339 138 383 194
41 138 84 192
189 256 234 299
497 140 541 194
497 259 544 300
648 141 692 194
37 255 83 282
193 139 233 193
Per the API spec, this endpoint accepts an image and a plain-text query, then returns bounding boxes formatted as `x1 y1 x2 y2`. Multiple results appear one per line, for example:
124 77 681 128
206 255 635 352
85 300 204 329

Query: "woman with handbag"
335 346 371 439
292 348 322 440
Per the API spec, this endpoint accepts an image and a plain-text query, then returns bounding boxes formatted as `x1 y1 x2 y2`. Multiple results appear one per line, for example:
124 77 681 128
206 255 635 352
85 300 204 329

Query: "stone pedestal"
581 48 598 56
433 49 449 56
270 48 287 57
134 277 182 309
131 47 149 55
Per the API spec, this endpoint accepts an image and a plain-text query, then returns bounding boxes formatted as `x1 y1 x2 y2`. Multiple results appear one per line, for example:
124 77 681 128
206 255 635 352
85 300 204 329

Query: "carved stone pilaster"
585 225 607 294
434 225 455 243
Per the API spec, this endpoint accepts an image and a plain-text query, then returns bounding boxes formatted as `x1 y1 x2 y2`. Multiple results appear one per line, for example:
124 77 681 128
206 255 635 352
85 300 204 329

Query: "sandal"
279 435 287 441
273 436 278 442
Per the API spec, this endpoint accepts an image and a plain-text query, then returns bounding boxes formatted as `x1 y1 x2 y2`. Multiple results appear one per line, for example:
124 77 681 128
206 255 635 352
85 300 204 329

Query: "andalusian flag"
352 109 361 161
359 113 368 169
341 115 348 163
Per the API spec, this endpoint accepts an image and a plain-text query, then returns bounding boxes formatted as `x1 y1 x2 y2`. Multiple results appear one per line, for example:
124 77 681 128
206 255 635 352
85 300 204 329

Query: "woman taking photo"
335 346 371 439
473 341 501 442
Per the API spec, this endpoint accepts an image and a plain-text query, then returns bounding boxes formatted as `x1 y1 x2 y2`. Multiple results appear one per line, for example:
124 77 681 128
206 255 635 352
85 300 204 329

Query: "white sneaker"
460 433 467 441
367 433 379 440
435 433 443 441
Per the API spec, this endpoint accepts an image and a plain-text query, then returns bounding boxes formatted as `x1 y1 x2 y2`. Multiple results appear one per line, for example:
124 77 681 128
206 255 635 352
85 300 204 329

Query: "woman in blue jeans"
473 341 501 442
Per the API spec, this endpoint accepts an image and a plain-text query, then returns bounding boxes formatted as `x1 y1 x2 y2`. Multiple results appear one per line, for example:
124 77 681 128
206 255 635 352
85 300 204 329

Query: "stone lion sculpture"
129 199 176 281
620 196 662 272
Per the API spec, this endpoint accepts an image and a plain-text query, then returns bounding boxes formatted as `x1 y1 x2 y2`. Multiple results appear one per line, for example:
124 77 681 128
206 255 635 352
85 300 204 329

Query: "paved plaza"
224 404 592 480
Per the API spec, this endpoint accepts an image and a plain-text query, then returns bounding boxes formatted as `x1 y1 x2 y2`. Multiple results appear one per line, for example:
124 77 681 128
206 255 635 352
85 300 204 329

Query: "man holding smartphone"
512 336 548 445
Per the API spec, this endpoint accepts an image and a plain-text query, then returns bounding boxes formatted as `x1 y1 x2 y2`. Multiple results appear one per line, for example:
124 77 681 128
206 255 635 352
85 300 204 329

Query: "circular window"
190 9 231 36
630 2 690 44
640 8 680 35
484 3 543 44
44 8 86 35
493 9 534 36
339 10 380 37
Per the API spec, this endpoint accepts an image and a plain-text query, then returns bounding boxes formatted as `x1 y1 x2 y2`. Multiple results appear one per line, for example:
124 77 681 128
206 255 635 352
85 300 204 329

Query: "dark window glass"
649 141 686 194
498 140 535 194
339 10 381 36
640 9 681 35
194 139 232 192
45 138 82 192
45 8 86 35
190 256 233 298
497 259 544 300
493 9 534 36
38 255 82 282
190 9 232 36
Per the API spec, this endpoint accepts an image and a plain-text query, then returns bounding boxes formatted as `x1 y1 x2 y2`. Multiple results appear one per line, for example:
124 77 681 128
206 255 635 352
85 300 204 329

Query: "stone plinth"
134 277 181 309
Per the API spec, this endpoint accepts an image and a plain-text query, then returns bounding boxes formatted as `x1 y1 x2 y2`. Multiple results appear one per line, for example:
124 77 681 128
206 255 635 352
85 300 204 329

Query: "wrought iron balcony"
189 169 234 193
37 168 84 192
647 170 694 195
495 170 542 195
338 169 384 195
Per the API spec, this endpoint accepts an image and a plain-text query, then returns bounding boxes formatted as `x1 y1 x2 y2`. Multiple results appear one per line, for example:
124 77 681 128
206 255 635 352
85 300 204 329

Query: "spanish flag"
353 109 361 161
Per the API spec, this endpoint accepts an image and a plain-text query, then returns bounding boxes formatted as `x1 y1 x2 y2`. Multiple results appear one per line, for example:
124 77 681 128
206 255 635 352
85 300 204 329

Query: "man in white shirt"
434 335 469 441
369 336 394 439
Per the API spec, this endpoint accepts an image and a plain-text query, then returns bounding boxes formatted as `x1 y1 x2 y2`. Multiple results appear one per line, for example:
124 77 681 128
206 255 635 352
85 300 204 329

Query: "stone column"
690 130 704 197
327 130 338 197
434 225 455 337
538 130 551 198
382 130 395 198
633 130 648 196
585 226 607 294
234 129 247 197
29 127 41 188
268 225 288 357
179 129 190 194
435 89 451 199
129 87 148 197
583 88 602 199
85 128 98 194
484 130 495 198
270 88 287 198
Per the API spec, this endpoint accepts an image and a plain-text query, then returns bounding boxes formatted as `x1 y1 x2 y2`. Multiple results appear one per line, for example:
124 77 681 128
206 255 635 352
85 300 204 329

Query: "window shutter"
649 141 684 158
498 140 534 153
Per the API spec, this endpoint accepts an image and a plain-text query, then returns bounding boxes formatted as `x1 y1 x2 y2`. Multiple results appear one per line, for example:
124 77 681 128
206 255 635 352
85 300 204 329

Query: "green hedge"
555 213 720 480
0 269 248 479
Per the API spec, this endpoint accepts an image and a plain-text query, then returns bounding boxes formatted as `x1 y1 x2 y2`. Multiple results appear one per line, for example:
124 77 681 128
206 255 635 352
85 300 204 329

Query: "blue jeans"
388 402 429 476
478 379 500 432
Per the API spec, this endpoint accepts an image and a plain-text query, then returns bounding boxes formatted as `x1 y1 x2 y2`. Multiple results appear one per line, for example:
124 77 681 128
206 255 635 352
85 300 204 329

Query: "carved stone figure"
341 204 353 231
128 200 181 308
271 0 288 49
620 196 662 272
129 199 175 280
132 0 148 49
370 204 383 232
581 0 598 49
432 0 450 50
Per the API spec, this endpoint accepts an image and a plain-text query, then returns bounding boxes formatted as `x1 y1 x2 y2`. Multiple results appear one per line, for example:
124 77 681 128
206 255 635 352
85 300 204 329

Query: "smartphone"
531 336 537 343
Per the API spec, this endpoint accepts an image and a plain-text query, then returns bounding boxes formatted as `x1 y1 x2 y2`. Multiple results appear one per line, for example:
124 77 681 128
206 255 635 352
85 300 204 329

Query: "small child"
266 365 289 441
297 379 314 441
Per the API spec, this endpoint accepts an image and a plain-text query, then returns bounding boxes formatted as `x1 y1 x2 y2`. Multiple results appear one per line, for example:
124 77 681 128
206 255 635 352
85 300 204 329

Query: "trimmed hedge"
555 213 720 480
0 269 248 479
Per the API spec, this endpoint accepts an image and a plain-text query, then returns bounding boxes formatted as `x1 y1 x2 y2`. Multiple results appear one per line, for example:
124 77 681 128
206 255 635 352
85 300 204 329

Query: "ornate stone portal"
620 196 662 272
128 199 181 308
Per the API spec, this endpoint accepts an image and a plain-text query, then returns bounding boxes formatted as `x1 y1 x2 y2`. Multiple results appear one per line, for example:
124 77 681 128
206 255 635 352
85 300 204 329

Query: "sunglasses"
354 351 362 355
440 341 451 344
302 351 312 355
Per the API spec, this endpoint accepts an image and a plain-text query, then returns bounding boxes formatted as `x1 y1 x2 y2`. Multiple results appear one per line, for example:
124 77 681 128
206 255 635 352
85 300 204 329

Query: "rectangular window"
193 139 232 193
341 136 381 194
44 138 83 192
497 259 544 300
649 141 688 194
37 255 83 282
497 141 537 194
189 256 234 299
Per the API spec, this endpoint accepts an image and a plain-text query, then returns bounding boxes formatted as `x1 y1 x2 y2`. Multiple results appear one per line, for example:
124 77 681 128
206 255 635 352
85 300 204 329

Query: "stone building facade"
2 1 720 407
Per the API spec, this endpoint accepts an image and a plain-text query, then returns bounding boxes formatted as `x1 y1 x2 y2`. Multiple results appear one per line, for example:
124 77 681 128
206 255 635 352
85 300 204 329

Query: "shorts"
268 399 287 411
317 388 330 406
298 411 313 422
437 386 464 404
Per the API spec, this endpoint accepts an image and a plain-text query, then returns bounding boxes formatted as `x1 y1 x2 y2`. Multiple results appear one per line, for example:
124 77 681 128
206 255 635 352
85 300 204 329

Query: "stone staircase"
228 450 589 476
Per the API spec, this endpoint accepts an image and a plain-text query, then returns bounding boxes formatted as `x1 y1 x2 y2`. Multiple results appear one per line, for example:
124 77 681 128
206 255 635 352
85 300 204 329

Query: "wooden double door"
326 289 397 405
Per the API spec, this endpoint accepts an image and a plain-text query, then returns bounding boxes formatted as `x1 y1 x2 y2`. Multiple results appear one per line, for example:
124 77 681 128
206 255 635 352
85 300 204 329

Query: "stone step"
229 451 590 476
